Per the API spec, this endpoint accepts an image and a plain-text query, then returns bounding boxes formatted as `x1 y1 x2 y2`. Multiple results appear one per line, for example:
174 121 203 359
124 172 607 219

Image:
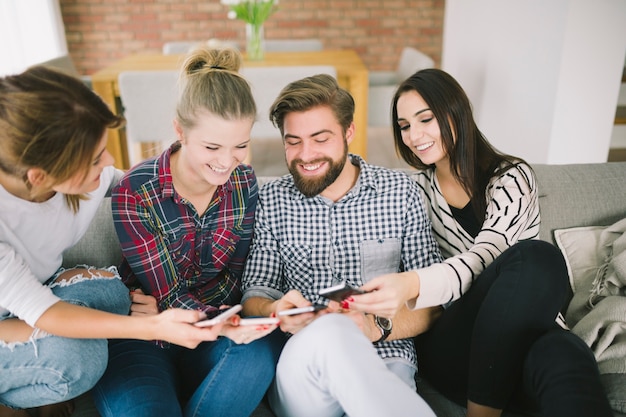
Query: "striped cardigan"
407 163 540 309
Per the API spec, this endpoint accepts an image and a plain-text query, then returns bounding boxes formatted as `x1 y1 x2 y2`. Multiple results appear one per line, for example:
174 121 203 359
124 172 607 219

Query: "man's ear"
26 168 48 187
345 122 356 146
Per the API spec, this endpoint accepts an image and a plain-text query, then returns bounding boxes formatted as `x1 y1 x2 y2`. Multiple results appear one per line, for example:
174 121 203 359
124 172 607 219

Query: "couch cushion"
62 197 122 269
533 162 626 245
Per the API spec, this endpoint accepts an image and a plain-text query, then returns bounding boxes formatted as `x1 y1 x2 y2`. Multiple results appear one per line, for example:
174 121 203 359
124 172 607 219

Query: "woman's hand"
219 318 279 344
150 308 224 349
130 288 159 316
347 271 421 318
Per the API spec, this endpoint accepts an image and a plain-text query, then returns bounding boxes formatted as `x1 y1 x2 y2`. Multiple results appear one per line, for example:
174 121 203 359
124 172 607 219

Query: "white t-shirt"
0 166 118 326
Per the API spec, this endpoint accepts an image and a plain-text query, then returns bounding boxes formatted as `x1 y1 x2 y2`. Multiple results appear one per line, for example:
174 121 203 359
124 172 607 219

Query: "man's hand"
275 290 327 334
130 288 159 316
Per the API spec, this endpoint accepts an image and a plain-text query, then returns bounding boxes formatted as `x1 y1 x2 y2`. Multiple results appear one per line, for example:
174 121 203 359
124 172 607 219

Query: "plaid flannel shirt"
112 144 257 319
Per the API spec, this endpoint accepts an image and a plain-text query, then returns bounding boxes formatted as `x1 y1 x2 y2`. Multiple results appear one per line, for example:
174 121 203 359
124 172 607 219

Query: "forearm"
242 296 278 317
35 301 160 341
387 305 442 340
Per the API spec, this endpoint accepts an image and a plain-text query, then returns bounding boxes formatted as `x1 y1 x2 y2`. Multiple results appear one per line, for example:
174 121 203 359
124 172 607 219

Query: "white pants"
268 314 435 417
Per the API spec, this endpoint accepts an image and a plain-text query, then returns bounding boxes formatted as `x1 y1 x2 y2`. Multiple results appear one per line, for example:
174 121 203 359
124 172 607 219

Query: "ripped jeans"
0 266 131 409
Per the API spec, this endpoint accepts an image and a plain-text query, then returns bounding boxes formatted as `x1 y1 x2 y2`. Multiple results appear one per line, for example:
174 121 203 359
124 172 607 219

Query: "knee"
278 314 361 370
506 240 569 301
525 330 598 379
54 276 130 316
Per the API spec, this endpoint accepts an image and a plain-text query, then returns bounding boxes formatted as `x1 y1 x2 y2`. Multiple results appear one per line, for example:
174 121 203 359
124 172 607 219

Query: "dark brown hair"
269 74 354 136
392 68 527 219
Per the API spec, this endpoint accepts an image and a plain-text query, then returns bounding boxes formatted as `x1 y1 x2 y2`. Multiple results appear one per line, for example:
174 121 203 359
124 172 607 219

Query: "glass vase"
246 22 265 61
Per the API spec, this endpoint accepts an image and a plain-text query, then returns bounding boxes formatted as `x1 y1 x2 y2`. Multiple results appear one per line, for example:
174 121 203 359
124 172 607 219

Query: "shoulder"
490 161 536 190
230 164 258 190
116 158 160 192
361 161 416 192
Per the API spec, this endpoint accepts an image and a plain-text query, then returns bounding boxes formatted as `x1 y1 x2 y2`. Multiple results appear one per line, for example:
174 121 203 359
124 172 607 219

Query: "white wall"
442 0 626 164
0 0 68 76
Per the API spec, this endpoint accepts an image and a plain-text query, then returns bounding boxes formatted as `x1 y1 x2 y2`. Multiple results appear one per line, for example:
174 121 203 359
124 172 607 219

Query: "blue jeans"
0 272 130 409
93 329 285 417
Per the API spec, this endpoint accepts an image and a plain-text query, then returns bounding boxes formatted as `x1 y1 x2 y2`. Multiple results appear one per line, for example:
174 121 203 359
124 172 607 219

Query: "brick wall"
61 0 444 75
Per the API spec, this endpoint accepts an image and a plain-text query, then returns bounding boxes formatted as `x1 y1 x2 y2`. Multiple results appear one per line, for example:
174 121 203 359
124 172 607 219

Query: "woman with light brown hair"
0 66 226 417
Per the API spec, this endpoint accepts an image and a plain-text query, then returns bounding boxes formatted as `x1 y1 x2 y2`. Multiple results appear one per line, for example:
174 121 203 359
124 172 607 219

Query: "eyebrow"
284 129 333 140
397 107 431 122
93 147 107 162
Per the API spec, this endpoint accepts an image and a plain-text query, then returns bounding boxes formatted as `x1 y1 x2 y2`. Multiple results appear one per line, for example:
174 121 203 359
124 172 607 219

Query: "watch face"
376 316 392 330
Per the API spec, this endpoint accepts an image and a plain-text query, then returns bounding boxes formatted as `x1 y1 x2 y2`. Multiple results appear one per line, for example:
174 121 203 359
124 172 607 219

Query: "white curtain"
0 0 68 76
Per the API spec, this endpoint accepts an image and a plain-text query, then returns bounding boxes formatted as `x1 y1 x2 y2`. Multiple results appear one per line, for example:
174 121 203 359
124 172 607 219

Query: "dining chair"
118 70 179 166
162 39 240 55
367 46 434 126
38 54 92 88
264 38 323 52
240 65 337 141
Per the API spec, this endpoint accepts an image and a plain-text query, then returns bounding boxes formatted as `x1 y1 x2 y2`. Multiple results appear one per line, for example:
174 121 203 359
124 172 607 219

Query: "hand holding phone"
319 283 366 302
277 304 326 317
194 305 242 327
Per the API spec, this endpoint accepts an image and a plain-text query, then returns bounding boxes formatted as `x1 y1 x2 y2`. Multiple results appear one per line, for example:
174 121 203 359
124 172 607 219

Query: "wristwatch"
373 315 393 343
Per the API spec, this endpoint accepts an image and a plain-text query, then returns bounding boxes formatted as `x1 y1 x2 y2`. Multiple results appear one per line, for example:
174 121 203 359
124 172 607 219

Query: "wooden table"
91 50 369 170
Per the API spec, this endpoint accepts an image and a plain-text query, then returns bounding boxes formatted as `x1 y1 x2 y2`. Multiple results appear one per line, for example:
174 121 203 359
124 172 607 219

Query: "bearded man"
241 74 443 417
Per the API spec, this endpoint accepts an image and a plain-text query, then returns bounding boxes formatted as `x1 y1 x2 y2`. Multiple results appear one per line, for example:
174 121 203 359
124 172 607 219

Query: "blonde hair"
177 47 256 129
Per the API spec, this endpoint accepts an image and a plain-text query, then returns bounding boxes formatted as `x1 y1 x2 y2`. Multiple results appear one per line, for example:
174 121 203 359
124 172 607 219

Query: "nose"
408 124 425 144
298 140 318 161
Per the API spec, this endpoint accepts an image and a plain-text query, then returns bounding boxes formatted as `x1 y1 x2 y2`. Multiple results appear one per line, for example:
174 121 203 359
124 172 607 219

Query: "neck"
320 157 359 202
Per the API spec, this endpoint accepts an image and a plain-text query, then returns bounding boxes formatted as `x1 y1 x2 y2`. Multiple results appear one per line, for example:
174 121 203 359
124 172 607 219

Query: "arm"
112 181 212 313
409 163 539 309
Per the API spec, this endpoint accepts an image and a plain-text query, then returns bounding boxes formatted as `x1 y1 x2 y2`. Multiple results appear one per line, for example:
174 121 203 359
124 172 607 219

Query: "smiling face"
283 105 352 197
396 90 448 168
175 110 253 188
52 132 114 195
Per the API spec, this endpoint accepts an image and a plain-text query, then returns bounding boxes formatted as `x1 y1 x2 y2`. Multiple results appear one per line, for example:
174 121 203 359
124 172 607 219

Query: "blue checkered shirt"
242 155 443 366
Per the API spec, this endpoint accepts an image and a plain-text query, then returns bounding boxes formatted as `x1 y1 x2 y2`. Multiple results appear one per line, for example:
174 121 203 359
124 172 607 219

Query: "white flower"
227 10 237 19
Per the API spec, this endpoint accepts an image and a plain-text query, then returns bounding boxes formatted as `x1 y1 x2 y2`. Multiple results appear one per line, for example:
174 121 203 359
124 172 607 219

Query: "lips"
416 141 435 151
209 164 230 174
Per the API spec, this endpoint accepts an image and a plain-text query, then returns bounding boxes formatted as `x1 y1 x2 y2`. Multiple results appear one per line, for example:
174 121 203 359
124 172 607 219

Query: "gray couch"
62 162 626 417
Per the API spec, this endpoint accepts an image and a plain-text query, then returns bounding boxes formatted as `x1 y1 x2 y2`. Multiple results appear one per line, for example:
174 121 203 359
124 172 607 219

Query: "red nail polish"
341 300 350 309
346 297 355 302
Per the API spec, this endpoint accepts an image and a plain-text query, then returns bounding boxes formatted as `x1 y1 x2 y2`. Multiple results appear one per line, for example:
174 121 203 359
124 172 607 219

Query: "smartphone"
319 282 366 302
277 305 327 317
238 317 281 326
194 304 242 327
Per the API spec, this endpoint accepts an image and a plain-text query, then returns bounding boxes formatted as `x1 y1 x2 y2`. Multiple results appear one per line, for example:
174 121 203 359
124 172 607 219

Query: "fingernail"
341 300 350 309
346 297 355 302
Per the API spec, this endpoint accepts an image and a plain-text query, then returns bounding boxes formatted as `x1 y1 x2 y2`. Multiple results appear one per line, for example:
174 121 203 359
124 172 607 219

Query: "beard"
289 140 348 198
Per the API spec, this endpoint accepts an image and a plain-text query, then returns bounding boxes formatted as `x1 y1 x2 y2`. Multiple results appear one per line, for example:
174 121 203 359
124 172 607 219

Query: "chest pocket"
360 238 402 283
210 227 243 270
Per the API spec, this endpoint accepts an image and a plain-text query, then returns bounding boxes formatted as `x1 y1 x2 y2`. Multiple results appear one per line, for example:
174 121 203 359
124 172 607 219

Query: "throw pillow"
554 219 626 414
554 225 606 326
